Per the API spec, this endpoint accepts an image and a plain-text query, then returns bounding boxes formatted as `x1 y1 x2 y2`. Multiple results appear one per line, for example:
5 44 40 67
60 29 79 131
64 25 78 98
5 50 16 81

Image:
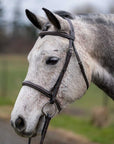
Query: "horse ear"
42 8 61 30
42 8 70 31
25 9 47 30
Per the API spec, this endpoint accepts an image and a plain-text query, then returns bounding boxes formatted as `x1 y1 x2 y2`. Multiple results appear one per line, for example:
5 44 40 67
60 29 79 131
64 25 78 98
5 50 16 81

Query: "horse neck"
73 16 114 100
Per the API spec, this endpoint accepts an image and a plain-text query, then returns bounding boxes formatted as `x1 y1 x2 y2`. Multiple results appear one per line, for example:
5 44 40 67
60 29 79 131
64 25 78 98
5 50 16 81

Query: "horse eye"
46 57 59 65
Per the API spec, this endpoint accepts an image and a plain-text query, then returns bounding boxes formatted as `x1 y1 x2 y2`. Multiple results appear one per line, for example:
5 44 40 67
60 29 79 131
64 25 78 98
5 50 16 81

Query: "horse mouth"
26 115 45 138
16 131 36 138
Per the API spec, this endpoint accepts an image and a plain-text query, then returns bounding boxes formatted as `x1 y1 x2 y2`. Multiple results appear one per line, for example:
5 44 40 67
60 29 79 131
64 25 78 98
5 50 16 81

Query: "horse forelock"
54 10 75 19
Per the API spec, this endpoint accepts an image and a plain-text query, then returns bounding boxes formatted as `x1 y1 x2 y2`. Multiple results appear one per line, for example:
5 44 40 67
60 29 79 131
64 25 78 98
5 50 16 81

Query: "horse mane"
54 11 114 28
77 14 114 27
54 10 75 19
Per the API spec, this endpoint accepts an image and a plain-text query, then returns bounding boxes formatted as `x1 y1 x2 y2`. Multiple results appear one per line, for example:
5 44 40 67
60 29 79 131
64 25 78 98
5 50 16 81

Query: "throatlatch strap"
66 18 89 89
72 42 89 89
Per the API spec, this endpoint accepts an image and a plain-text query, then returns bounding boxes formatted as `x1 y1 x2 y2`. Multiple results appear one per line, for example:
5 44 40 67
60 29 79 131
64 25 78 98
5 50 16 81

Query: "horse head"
11 8 92 138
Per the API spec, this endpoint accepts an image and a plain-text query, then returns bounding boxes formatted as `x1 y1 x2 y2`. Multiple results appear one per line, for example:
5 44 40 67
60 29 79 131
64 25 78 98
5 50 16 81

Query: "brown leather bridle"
22 18 89 144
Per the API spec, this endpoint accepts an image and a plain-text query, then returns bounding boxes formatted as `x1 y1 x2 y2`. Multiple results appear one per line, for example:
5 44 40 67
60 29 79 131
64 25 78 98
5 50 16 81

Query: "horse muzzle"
11 115 45 138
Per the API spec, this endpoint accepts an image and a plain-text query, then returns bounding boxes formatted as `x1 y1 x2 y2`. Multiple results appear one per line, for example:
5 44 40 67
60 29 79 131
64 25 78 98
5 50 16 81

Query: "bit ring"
42 102 58 118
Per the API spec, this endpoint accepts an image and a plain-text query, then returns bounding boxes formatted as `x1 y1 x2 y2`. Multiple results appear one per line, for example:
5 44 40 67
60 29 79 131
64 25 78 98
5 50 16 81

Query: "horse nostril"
15 116 26 132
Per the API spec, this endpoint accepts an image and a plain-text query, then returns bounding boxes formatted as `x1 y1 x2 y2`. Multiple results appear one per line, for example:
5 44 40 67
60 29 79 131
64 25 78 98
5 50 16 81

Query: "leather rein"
22 18 89 144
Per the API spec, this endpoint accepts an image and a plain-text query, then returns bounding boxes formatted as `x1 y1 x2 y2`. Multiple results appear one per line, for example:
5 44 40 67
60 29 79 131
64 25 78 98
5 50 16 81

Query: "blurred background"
0 0 114 144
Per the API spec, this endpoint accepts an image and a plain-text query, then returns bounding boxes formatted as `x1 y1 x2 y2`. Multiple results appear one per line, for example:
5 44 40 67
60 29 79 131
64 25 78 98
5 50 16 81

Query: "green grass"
0 96 13 105
51 114 114 144
72 83 114 113
0 55 28 104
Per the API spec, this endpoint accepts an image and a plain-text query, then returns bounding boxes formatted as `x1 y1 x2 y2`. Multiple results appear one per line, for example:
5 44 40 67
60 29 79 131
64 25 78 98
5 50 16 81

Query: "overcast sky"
2 0 114 22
